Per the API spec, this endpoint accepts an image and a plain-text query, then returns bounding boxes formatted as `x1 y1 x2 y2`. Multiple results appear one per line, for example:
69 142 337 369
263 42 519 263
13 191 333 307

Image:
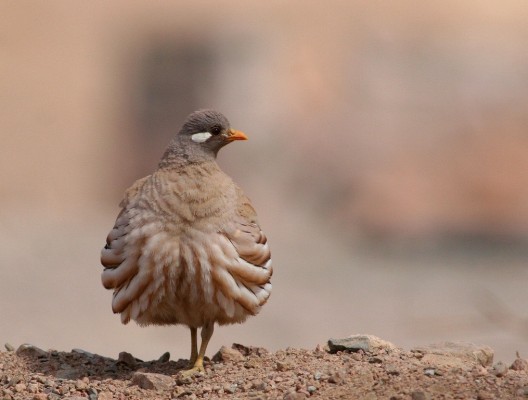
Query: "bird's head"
159 109 248 167
177 109 247 157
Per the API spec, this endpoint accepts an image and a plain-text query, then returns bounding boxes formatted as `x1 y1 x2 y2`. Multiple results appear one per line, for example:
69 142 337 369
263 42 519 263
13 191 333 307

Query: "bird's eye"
210 126 222 135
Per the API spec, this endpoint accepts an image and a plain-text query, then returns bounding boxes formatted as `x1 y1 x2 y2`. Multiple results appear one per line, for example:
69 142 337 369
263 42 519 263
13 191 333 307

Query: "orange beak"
227 129 248 141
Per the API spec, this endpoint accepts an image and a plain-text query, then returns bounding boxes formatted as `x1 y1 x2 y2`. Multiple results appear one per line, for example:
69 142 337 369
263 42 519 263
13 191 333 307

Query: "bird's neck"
158 137 216 169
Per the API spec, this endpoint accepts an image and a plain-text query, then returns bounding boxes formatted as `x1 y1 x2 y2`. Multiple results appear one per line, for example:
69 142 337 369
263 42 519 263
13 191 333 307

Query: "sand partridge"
100 110 273 375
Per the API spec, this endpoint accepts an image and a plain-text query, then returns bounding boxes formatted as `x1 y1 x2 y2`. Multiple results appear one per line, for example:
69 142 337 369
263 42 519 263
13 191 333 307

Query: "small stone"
412 342 494 368
117 351 137 368
232 343 268 357
176 375 193 385
75 380 87 390
385 363 400 375
28 383 39 393
56 365 83 380
98 392 113 400
33 394 47 400
474 366 488 376
328 370 346 384
411 391 428 400
477 392 493 400
283 391 307 400
16 344 47 359
223 383 237 394
511 354 528 371
307 385 316 394
490 361 508 377
131 372 173 390
212 346 245 362
4 343 15 352
351 352 362 361
14 383 27 393
328 335 397 354
87 388 98 400
71 349 95 358
245 358 260 369
424 368 436 376
158 352 170 363
516 386 528 396
276 359 294 371
252 380 267 391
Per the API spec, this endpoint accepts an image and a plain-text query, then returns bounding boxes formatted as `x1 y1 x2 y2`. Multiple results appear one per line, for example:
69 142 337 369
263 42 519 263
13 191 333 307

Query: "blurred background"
1 1 527 364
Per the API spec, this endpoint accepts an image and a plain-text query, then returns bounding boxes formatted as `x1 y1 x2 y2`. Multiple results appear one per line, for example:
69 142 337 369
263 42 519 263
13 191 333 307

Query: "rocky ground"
1 335 528 400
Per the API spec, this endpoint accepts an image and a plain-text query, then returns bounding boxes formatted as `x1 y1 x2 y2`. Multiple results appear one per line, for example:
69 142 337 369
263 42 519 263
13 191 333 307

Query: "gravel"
1 338 527 399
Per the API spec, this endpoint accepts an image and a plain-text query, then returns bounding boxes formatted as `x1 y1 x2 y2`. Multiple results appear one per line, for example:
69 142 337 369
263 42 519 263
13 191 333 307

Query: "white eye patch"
191 132 212 143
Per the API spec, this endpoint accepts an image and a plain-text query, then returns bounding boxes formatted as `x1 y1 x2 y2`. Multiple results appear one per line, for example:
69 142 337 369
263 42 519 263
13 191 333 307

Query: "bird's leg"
189 327 198 366
181 322 214 377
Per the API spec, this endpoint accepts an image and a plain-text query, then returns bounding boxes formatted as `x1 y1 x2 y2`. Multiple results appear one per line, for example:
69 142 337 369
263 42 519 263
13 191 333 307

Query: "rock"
117 351 137 368
212 346 245 362
510 353 528 371
276 359 294 371
86 387 98 400
245 358 260 369
27 383 38 393
4 343 15 352
307 385 317 394
490 361 508 377
97 393 113 400
385 363 400 375
15 344 47 359
476 392 493 400
131 371 174 390
232 343 268 357
251 379 267 391
32 394 47 400
328 335 397 354
71 348 96 358
13 383 26 393
223 383 237 394
283 390 307 399
411 391 429 400
56 364 83 380
424 368 436 376
411 342 494 368
328 369 346 384
158 352 170 363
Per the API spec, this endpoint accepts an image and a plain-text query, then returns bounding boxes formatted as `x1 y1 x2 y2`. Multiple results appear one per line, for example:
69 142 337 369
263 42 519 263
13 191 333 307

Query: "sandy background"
1 1 527 364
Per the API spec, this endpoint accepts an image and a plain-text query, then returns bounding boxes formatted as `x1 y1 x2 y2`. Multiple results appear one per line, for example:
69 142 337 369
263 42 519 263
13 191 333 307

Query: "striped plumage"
100 110 272 375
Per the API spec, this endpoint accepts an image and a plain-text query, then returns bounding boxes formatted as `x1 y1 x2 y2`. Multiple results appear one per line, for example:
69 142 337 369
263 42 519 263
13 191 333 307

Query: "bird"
100 109 273 376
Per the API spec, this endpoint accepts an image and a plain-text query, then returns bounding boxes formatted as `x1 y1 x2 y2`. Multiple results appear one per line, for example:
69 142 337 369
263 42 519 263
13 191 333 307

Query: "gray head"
160 109 248 166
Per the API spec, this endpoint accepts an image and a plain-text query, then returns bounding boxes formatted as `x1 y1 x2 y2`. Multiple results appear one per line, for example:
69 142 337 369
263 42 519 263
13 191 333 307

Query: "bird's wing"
212 188 273 315
100 175 175 323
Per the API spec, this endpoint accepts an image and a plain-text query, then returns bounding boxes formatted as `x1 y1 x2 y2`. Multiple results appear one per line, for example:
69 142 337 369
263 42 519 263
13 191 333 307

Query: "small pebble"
424 368 436 376
491 362 508 377
158 351 170 363
4 343 15 352
276 359 294 371
411 391 428 400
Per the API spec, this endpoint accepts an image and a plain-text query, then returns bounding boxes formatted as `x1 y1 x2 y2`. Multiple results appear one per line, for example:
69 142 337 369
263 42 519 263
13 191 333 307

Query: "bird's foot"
178 361 205 379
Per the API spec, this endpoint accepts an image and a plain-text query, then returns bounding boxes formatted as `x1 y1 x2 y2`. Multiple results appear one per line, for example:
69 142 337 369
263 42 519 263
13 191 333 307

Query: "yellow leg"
189 327 198 366
181 322 214 377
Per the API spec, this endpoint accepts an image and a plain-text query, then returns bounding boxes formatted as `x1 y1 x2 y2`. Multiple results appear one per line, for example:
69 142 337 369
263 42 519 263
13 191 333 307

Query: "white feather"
191 132 212 143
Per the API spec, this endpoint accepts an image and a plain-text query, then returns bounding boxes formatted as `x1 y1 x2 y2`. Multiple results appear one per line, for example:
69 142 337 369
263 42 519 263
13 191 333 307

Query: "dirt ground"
1 336 528 400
